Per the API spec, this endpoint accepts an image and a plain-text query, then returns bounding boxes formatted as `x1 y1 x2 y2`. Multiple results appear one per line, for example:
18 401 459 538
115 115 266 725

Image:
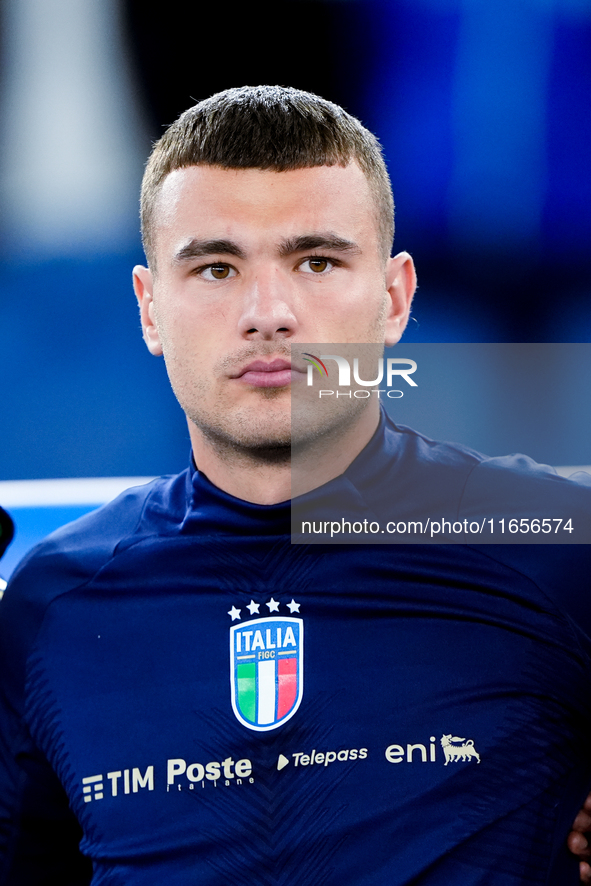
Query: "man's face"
134 163 415 454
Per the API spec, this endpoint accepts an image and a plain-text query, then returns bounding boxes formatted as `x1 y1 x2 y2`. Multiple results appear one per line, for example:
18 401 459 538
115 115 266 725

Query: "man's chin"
208 432 291 466
239 440 291 465
190 409 291 461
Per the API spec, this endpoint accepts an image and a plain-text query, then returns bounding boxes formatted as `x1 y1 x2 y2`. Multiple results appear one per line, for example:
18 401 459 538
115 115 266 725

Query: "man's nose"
237 270 298 340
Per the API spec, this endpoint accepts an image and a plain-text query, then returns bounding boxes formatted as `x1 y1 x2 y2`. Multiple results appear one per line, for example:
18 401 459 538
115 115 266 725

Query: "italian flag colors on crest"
230 617 304 731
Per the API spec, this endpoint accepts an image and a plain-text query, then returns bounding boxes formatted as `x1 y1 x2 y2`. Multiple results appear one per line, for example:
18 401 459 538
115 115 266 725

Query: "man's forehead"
156 162 371 207
153 163 377 249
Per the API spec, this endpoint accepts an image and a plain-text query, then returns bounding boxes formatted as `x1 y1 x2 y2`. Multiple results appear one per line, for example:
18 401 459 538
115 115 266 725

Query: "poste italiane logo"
229 599 303 731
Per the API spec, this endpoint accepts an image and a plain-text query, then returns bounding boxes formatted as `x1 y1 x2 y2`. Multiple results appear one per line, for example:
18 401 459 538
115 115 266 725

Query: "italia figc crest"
229 600 303 731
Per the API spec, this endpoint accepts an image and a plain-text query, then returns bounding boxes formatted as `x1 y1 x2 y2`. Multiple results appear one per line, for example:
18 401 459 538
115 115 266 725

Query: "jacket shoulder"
0 471 190 659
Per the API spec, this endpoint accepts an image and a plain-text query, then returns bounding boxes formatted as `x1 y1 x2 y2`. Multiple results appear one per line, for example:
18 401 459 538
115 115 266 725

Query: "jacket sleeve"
0 547 93 885
0 485 155 883
0 719 92 884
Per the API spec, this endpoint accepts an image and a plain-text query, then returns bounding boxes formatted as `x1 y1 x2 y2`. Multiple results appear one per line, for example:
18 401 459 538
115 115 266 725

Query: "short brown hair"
140 85 394 267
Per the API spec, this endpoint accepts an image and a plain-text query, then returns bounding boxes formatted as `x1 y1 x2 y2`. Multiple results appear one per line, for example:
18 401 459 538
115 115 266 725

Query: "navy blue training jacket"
1 413 591 885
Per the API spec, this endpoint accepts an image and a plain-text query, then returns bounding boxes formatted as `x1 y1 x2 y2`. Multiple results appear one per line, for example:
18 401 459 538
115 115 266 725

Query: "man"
1 85 591 884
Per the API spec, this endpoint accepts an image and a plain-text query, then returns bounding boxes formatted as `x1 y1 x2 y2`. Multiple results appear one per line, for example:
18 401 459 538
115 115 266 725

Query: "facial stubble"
157 290 390 469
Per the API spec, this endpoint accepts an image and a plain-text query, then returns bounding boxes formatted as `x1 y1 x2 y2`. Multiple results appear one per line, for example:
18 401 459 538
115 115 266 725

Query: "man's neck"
188 405 380 505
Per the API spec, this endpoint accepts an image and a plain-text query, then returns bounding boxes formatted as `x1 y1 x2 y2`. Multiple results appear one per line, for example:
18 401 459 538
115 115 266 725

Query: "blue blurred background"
0 0 590 573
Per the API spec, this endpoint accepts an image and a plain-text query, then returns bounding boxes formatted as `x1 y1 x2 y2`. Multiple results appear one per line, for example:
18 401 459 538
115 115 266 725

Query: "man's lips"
232 358 304 388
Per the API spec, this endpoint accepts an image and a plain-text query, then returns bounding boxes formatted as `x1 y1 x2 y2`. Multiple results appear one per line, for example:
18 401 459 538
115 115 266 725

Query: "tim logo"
441 734 481 765
230 617 303 732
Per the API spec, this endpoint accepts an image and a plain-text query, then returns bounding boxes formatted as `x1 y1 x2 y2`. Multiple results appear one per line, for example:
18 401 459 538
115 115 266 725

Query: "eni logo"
385 734 481 765
441 734 481 765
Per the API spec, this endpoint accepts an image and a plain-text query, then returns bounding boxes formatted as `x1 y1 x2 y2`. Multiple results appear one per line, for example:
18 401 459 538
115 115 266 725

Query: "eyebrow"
278 233 361 257
171 232 361 265
172 239 247 264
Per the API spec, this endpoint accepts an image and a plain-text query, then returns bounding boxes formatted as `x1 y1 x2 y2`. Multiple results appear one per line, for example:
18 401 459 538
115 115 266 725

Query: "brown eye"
300 258 333 274
210 264 230 279
200 264 237 281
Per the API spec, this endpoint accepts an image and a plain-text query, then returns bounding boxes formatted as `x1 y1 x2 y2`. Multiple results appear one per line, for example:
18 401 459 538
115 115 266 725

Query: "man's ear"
384 251 417 346
133 266 163 356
